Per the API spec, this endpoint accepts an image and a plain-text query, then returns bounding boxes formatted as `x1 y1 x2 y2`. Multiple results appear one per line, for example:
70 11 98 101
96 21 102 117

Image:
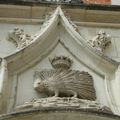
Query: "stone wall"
0 4 119 114
112 0 120 5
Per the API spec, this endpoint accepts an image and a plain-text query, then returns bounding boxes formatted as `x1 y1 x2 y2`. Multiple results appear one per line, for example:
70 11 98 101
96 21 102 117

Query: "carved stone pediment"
88 30 111 52
2 6 118 115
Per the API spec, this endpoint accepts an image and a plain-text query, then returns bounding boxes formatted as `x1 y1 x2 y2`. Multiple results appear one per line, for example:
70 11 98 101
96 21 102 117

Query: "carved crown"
50 56 72 69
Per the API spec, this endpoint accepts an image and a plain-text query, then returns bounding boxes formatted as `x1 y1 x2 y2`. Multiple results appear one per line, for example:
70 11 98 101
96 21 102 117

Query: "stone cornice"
0 18 120 29
0 4 120 24
0 108 120 120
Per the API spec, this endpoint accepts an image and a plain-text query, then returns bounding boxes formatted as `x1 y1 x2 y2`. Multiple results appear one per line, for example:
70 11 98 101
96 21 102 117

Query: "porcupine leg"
54 90 59 97
71 91 77 98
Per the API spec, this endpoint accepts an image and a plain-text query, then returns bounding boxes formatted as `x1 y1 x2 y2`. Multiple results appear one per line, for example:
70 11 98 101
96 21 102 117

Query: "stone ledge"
0 107 120 120
15 97 112 114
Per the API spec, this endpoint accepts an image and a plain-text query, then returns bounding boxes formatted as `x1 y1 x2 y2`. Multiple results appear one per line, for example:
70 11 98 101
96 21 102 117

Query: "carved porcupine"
34 70 96 100
34 69 96 100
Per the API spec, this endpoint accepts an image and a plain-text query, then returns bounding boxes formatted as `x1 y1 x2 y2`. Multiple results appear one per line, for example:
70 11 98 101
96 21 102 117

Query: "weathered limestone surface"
0 5 119 60
112 0 120 5
0 5 120 120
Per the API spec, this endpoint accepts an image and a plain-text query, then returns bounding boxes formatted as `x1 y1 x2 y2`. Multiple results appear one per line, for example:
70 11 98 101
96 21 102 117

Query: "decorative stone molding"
66 16 79 32
88 30 111 52
8 28 33 49
7 10 56 50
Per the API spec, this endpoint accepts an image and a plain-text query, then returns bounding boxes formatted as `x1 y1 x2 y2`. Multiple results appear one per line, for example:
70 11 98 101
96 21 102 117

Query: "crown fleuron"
50 56 73 69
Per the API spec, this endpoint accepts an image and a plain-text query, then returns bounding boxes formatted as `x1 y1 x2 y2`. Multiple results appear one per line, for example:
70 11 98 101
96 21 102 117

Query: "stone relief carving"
8 28 33 49
34 70 96 100
34 56 96 100
88 30 111 52
15 56 112 114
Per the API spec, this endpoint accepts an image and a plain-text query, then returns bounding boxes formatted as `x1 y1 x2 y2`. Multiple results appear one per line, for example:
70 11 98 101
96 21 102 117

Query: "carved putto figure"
88 30 111 51
34 56 96 100
8 27 33 49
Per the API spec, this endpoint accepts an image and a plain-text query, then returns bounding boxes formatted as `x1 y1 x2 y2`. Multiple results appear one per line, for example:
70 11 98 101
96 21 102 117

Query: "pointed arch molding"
1 6 120 115
4 6 118 74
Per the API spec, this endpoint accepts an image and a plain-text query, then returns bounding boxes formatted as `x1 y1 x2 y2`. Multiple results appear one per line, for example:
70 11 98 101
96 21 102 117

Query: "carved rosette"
88 30 111 52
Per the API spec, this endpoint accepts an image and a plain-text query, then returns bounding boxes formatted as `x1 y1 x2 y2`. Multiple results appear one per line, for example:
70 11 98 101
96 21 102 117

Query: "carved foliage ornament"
34 56 96 100
88 30 111 52
8 28 33 49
